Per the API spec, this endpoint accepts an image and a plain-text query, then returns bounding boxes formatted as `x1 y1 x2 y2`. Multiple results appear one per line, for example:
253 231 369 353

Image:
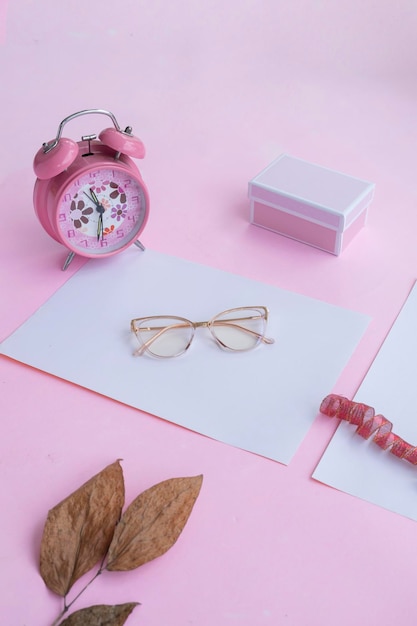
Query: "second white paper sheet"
1 249 369 463
314 281 417 520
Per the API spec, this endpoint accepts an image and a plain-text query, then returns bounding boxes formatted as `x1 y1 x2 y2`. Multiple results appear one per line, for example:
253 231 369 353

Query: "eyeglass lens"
135 317 194 357
210 308 266 351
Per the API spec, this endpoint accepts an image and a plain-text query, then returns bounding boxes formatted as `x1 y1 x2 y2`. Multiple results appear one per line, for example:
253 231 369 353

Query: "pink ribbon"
320 394 417 465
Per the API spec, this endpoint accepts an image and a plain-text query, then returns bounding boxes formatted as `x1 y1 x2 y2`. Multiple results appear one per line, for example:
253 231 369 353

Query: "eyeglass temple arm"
131 321 192 356
211 319 275 344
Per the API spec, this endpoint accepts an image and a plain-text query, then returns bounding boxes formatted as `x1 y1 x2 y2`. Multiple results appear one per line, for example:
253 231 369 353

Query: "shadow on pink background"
1 2 417 625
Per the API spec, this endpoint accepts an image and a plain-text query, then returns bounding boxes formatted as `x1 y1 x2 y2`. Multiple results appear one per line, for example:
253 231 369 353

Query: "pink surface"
2 2 417 625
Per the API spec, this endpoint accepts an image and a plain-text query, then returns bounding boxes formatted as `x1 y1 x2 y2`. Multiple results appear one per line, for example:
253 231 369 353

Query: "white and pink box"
249 154 375 255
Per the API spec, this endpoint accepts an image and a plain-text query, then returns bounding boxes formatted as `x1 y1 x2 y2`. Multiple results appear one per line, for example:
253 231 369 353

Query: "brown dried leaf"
40 460 125 596
106 474 203 571
60 602 139 626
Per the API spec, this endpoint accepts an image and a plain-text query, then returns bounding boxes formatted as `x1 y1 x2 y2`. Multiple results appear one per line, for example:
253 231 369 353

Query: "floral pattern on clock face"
58 167 147 254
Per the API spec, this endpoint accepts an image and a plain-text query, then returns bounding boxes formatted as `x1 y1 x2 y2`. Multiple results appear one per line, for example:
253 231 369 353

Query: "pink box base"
251 200 369 255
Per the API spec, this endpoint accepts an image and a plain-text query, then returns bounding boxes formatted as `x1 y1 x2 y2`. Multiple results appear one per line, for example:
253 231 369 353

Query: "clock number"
116 229 125 239
63 193 72 202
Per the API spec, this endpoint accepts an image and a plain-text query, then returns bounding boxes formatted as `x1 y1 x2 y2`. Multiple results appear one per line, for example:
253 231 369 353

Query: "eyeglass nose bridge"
194 320 209 329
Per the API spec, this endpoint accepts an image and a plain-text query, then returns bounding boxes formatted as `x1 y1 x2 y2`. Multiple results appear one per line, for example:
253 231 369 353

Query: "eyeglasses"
130 306 275 358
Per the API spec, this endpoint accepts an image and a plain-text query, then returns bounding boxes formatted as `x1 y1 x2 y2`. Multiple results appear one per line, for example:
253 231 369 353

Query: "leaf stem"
50 566 104 626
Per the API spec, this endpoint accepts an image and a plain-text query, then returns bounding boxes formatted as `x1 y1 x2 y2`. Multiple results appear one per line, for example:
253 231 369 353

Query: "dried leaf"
106 474 203 571
40 460 125 596
60 602 139 626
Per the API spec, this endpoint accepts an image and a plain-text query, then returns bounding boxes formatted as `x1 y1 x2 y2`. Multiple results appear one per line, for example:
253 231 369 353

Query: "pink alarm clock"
33 108 150 270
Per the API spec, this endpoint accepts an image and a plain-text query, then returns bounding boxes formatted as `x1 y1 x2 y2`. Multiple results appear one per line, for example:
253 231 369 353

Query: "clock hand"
89 188 100 206
83 189 105 211
97 211 104 241
83 189 105 241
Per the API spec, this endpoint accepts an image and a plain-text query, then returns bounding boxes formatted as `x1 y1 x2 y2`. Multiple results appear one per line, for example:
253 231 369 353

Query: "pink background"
2 1 417 624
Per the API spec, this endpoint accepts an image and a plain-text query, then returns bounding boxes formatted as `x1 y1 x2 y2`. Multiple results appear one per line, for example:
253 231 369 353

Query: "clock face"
57 167 147 255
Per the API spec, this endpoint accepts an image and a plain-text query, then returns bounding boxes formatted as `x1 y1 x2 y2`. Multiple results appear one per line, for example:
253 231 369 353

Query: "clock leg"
62 251 75 271
134 240 145 252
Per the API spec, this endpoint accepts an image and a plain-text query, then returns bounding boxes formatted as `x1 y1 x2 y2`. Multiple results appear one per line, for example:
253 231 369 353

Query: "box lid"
249 154 375 230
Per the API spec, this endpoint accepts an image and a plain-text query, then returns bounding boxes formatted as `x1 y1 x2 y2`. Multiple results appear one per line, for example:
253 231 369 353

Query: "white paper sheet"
1 249 369 463
313 281 417 520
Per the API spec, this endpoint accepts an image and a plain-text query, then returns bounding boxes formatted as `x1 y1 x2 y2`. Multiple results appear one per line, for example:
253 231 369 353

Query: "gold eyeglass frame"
130 306 275 358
